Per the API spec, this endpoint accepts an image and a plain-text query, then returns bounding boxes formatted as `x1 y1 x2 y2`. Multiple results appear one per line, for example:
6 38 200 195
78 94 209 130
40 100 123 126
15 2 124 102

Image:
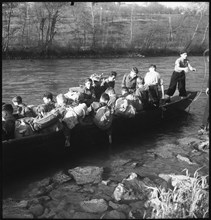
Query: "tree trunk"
130 5 134 44
90 3 95 48
185 12 203 50
4 4 13 53
168 13 173 41
200 22 209 45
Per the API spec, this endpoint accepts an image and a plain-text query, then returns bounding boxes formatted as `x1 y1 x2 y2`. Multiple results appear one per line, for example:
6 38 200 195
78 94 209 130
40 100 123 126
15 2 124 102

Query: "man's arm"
187 61 196 71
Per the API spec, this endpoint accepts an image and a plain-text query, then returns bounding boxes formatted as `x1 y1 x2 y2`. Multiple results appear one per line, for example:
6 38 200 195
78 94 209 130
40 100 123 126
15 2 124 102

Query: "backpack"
93 105 113 130
126 94 143 111
114 97 136 118
32 109 61 131
63 108 78 129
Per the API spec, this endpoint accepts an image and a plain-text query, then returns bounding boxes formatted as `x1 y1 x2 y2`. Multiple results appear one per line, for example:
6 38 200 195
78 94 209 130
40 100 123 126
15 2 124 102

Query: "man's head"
149 64 156 72
2 103 14 119
43 92 53 104
108 71 117 81
85 78 92 89
12 96 22 106
105 87 115 96
121 88 129 96
100 93 110 104
180 51 188 59
130 67 138 78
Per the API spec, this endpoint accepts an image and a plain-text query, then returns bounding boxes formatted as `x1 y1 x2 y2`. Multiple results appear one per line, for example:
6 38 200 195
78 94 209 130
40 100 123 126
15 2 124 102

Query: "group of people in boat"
3 50 208 145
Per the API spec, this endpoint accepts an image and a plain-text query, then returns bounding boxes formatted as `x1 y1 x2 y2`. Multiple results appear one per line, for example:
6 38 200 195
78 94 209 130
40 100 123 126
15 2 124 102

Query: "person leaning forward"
166 51 196 99
121 67 139 94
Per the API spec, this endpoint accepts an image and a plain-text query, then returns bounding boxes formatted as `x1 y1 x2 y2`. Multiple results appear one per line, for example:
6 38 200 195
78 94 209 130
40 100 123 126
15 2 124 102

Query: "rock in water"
80 199 108 213
68 166 103 185
176 154 197 165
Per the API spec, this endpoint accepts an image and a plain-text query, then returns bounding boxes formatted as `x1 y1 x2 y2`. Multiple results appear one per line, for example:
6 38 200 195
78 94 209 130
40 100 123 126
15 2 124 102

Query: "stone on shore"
29 203 44 217
80 199 108 213
176 154 197 165
73 211 101 219
51 171 72 185
108 201 130 214
3 200 33 219
177 137 202 147
68 166 104 185
101 210 126 219
80 198 108 213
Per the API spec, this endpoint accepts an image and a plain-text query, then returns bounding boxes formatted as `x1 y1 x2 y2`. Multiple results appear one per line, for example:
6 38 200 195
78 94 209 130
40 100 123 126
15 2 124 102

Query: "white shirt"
144 70 161 86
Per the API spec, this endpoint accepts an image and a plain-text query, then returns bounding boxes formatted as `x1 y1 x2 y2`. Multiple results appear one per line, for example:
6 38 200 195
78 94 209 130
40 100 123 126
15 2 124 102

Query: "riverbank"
2 46 206 60
3 131 209 219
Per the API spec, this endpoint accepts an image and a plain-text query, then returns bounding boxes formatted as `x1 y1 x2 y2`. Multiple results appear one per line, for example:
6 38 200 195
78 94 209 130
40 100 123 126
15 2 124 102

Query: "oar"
161 84 165 99
160 79 165 99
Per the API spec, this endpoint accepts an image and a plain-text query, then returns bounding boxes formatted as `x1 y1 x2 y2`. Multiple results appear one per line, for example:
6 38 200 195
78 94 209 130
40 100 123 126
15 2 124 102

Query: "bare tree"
200 21 209 45
130 4 134 44
184 2 209 51
2 2 18 53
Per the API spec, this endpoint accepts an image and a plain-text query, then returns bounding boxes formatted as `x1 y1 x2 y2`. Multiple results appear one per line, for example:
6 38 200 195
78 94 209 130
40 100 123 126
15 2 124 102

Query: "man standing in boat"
121 67 139 94
166 51 196 101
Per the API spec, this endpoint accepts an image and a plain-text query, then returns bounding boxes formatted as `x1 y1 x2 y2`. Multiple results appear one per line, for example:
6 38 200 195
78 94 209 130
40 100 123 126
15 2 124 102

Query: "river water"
2 56 208 199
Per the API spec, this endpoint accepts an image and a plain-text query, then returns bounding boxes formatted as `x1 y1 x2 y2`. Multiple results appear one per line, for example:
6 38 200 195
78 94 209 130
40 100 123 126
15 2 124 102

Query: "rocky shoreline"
3 132 209 219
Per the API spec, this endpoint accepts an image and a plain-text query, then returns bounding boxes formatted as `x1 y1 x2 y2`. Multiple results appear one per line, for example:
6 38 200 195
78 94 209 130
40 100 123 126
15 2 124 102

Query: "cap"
110 71 117 77
132 67 138 74
179 50 187 55
12 96 22 103
2 103 14 113
43 92 53 100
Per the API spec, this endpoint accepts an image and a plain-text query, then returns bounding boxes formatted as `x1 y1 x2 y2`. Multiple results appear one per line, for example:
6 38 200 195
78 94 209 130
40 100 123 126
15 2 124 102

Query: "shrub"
144 168 209 218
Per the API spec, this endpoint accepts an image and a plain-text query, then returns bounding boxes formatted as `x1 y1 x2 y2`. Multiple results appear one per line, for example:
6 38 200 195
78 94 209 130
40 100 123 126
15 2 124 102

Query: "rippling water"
2 56 208 199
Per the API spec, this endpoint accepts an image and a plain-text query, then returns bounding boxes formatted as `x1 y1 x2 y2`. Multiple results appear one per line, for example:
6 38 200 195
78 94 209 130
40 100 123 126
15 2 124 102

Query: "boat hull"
2 91 198 172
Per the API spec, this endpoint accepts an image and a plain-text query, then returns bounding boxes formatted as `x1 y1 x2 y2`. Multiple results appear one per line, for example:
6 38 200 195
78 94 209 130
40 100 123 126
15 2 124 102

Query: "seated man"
105 87 117 110
42 92 56 112
87 92 110 116
35 92 56 117
12 96 36 118
144 64 164 107
121 67 139 94
2 103 16 141
87 93 113 132
91 76 106 100
80 78 96 106
101 71 117 89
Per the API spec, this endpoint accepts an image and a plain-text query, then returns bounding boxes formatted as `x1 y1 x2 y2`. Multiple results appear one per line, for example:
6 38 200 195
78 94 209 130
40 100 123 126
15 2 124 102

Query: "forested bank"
2 2 209 59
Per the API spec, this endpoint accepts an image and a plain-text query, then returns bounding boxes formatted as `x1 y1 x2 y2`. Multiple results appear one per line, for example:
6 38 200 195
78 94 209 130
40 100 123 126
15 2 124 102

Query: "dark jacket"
2 115 16 140
121 73 137 92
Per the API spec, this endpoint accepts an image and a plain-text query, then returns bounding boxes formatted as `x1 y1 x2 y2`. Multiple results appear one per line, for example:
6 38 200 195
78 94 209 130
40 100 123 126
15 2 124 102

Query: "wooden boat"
2 91 198 171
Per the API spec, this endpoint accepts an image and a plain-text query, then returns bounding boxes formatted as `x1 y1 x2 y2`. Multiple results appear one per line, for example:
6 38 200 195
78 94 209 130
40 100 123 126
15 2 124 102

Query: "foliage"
144 168 209 218
2 2 209 58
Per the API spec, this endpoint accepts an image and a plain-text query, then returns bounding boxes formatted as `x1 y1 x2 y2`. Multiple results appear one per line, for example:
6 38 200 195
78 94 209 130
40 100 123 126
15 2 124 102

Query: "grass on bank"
144 167 209 219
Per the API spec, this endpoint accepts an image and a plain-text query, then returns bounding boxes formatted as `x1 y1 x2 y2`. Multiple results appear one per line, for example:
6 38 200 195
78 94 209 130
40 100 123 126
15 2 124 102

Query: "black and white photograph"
2 2 209 218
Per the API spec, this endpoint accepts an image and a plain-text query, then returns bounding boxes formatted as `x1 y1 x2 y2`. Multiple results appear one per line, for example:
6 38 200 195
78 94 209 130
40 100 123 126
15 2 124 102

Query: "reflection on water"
2 56 208 199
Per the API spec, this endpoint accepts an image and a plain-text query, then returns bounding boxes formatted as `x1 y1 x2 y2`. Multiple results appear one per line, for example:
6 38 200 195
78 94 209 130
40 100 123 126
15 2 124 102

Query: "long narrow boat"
2 91 198 170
